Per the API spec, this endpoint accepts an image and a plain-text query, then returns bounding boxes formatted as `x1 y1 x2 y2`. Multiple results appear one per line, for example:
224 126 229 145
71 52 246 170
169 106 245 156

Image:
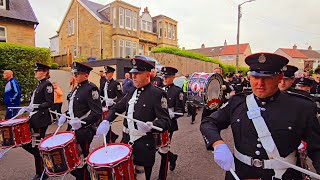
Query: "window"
221 56 226 61
125 41 131 57
0 0 5 9
73 46 77 57
67 19 74 36
147 22 152 32
132 12 137 31
113 40 117 57
132 42 137 56
119 40 124 57
173 25 176 40
158 21 162 37
164 23 167 38
113 8 116 28
139 44 144 55
228 56 233 60
148 47 152 56
119 7 124 28
141 20 147 31
0 26 6 42
125 9 131 29
168 24 172 39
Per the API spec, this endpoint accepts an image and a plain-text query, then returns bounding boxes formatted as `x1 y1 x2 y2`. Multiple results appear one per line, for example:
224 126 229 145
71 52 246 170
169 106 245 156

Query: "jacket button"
261 108 266 111
257 144 262 148
255 151 260 155
261 102 266 105
288 126 292 130
236 119 240 122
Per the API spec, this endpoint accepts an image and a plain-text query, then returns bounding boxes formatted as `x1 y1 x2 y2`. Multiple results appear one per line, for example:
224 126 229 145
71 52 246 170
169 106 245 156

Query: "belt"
234 147 296 169
123 127 146 136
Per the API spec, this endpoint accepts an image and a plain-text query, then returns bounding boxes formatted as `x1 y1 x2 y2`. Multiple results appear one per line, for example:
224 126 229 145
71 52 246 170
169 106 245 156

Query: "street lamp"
235 0 255 73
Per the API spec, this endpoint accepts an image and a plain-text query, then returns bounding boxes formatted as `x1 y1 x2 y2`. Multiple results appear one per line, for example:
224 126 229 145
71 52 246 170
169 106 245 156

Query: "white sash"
68 88 78 119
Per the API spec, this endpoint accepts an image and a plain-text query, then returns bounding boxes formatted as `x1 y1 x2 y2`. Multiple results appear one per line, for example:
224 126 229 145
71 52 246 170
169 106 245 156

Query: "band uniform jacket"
288 88 320 114
106 83 171 166
100 78 124 103
200 90 320 179
151 76 164 88
66 80 102 143
29 78 54 129
164 84 184 132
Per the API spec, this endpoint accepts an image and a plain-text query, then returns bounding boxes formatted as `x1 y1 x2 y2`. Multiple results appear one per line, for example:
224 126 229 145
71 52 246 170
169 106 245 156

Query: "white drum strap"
28 89 37 118
68 88 78 119
104 81 109 100
127 89 145 143
246 93 293 179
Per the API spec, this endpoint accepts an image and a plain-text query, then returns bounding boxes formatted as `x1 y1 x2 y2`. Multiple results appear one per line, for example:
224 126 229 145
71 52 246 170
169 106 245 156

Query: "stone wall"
151 53 220 76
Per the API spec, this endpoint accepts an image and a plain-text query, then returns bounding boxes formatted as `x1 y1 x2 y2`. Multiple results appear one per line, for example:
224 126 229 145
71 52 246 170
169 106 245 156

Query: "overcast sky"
29 0 320 53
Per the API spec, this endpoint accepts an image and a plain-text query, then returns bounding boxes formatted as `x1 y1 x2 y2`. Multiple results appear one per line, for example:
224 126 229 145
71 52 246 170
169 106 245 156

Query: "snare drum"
87 143 134 180
153 130 170 148
102 107 108 120
0 118 31 148
39 132 81 176
187 72 224 110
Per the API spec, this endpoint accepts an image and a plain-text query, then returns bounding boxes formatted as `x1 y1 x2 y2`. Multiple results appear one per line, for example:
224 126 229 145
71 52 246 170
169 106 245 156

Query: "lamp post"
236 0 255 73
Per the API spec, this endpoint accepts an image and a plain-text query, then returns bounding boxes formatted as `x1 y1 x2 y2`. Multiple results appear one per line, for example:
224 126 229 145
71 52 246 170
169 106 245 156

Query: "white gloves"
168 108 175 119
17 106 33 116
69 118 82 130
105 99 115 107
96 120 110 136
57 115 66 126
213 144 234 171
137 121 153 133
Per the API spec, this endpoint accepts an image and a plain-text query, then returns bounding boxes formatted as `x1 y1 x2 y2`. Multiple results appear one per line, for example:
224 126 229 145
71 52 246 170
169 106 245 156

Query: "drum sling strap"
243 93 296 179
126 89 146 144
68 88 91 125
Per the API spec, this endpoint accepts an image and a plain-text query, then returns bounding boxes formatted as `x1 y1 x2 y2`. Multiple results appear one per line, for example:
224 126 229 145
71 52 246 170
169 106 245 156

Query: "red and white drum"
0 118 31 148
102 107 109 120
187 72 224 110
39 132 81 176
87 143 134 180
153 130 170 148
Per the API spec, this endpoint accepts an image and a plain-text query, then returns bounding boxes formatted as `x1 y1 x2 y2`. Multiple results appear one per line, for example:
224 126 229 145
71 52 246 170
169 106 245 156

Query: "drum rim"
0 118 28 127
38 131 76 150
86 143 132 167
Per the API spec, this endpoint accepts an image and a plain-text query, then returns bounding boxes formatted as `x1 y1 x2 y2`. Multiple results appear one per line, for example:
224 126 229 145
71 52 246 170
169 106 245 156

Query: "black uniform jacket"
29 78 54 128
200 90 320 179
100 78 123 103
164 84 184 132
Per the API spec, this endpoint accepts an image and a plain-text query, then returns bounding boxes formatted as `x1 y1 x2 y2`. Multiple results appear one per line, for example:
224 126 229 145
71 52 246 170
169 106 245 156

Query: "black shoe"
191 121 194 124
169 154 178 171
29 174 48 180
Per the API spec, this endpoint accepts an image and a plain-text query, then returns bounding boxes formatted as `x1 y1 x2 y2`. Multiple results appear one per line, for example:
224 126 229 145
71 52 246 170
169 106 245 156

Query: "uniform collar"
78 80 89 86
137 83 151 92
254 89 281 105
38 77 47 83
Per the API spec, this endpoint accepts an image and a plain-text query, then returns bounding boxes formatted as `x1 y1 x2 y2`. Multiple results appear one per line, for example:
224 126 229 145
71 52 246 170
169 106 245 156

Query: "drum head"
205 73 224 109
87 144 132 167
0 118 27 126
39 132 74 148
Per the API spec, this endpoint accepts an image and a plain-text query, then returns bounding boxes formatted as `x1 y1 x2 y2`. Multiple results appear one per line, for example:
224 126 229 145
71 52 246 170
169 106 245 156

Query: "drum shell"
0 118 31 148
86 143 134 180
102 107 108 120
153 130 170 148
187 72 224 110
39 132 81 176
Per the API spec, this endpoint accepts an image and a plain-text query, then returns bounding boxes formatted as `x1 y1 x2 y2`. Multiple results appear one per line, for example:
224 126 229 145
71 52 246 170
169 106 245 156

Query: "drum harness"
233 93 296 179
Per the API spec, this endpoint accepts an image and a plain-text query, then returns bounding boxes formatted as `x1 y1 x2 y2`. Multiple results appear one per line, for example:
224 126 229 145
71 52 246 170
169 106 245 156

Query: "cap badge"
163 67 166 71
132 59 136 65
282 66 287 71
258 54 266 63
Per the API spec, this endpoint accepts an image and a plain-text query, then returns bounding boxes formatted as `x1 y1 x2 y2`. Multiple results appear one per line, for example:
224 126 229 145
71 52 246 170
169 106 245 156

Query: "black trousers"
22 126 48 176
158 131 177 180
51 103 62 119
188 104 197 122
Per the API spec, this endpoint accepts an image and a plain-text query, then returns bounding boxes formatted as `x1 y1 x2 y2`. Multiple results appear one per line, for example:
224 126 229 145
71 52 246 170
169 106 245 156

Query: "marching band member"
96 58 170 180
278 65 298 91
57 62 102 180
200 53 320 179
20 63 53 180
157 66 184 180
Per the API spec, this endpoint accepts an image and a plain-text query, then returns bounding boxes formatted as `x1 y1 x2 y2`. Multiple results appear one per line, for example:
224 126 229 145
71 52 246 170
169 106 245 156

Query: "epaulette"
286 91 315 103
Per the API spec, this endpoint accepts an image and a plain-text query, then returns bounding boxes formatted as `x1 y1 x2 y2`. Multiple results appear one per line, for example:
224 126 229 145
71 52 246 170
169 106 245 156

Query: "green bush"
151 47 248 76
0 42 51 103
50 63 59 69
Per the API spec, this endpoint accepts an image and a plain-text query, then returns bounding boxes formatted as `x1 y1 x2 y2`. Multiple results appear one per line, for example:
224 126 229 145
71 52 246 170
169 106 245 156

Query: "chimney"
201 44 205 48
144 7 149 13
293 44 297 49
308 45 312 50
224 40 227 46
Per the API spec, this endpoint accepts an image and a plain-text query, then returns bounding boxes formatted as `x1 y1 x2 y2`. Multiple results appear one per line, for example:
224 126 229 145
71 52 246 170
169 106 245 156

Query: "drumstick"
173 112 183 116
40 169 46 180
229 169 240 180
273 157 320 179
7 106 25 109
100 96 116 104
103 133 107 147
53 125 62 136
49 110 87 124
7 113 21 121
115 113 163 131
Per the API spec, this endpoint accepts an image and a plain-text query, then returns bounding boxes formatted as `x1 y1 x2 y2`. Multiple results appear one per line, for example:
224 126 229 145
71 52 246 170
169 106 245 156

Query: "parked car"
173 76 186 88
134 55 163 73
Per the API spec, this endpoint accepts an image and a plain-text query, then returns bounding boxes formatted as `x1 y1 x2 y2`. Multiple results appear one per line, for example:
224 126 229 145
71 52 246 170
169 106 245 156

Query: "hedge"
151 47 249 75
0 42 51 103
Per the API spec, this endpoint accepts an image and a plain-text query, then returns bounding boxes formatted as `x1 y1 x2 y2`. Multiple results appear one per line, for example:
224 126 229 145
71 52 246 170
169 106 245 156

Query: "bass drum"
187 72 224 110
